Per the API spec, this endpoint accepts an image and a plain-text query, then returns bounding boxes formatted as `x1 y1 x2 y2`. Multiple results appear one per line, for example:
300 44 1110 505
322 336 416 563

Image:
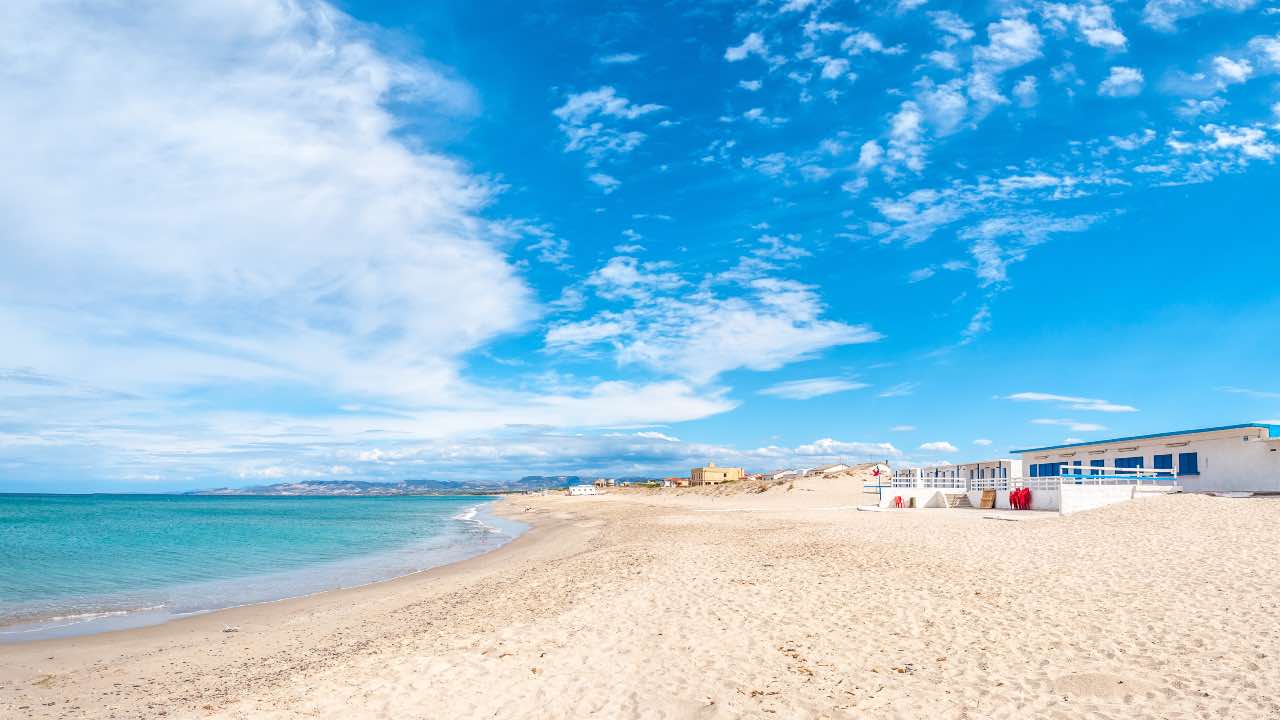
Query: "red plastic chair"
1010 487 1032 510
893 495 904 509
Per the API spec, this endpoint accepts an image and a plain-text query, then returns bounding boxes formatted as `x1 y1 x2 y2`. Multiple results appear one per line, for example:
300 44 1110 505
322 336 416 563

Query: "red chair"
893 495 904 509
1010 487 1032 510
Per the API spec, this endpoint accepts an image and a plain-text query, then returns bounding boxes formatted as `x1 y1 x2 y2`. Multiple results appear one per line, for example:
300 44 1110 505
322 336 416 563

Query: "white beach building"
568 484 601 496
803 464 850 477
1014 423 1280 494
896 459 1022 483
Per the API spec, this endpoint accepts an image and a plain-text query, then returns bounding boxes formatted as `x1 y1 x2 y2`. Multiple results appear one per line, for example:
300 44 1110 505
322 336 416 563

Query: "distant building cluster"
562 460 895 496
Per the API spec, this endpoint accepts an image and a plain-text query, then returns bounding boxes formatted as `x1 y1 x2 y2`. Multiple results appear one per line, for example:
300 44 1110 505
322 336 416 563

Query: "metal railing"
903 465 1177 491
889 473 967 490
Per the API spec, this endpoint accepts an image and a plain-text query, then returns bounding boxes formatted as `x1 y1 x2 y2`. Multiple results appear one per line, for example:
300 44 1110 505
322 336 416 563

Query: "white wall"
1059 484 1135 514
966 488 1059 511
878 489 949 508
1021 427 1280 493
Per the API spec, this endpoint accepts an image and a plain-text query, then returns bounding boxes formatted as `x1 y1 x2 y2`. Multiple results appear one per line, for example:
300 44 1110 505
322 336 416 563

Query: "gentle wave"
452 504 504 534
0 495 526 642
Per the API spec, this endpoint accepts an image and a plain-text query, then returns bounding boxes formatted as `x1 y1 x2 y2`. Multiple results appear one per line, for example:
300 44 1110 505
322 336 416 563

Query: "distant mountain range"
189 475 665 496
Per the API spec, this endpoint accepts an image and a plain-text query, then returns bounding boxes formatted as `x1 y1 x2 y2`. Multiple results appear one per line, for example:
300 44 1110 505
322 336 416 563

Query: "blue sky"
2 0 1279 492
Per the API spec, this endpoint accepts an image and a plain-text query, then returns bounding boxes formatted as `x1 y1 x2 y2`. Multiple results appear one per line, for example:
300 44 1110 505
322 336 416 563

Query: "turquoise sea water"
0 494 524 641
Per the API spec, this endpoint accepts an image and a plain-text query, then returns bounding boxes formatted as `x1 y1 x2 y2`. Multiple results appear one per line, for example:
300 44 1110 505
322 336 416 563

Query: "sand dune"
4 484 1279 719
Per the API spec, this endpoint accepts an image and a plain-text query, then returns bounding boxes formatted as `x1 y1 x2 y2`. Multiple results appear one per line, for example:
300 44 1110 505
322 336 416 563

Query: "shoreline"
0 498 526 644
0 496 554 645
0 497 593 718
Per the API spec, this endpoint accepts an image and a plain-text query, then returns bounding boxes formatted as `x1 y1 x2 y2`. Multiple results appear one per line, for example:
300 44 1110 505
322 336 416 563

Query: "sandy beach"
4 481 1280 719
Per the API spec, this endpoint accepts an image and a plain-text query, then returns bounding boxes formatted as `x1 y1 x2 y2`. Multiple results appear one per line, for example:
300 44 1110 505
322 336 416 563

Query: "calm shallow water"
0 494 525 641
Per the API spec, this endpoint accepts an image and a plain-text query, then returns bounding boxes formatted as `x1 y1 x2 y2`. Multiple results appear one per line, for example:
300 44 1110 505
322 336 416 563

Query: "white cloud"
927 51 960 71
898 0 930 10
759 377 870 399
1212 56 1254 84
633 431 680 442
974 438 993 446
1003 392 1138 412
929 11 975 44
919 441 959 452
891 425 917 432
917 78 970 135
554 86 665 124
726 32 769 62
0 0 539 419
743 107 789 126
1200 123 1279 161
544 315 630 346
600 52 642 64
1031 418 1107 432
961 305 992 343
1250 35 1280 69
967 18 1043 115
841 177 869 195
857 140 885 171
739 79 763 91
779 0 818 12
886 101 928 174
1110 129 1157 150
1142 0 1258 32
974 18 1044 70
1041 2 1128 50
961 214 1102 286
1013 76 1039 107
583 256 684 301
816 56 852 80
793 438 902 458
842 32 905 56
589 173 622 193
1099 66 1145 96
548 274 882 384
879 382 918 398
908 267 937 283
1220 386 1280 400
553 87 665 163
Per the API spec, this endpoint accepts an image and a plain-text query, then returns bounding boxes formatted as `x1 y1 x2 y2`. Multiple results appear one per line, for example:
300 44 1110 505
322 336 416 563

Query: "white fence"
889 473 966 490
910 464 1178 492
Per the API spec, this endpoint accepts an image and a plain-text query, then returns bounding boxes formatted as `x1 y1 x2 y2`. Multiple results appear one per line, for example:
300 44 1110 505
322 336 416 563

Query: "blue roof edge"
1012 423 1280 455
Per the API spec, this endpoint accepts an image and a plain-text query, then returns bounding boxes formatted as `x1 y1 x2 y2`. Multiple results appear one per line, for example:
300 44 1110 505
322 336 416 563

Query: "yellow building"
690 462 744 486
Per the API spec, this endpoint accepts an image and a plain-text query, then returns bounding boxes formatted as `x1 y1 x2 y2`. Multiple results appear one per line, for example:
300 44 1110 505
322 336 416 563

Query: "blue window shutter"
1153 454 1173 473
1090 459 1104 475
1178 452 1199 476
1116 456 1143 474
1030 464 1038 478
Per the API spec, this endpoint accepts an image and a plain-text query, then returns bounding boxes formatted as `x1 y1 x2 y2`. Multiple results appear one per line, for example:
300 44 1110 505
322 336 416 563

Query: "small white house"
568 484 601 496
803 461 855 474
897 459 1022 482
1015 423 1280 493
